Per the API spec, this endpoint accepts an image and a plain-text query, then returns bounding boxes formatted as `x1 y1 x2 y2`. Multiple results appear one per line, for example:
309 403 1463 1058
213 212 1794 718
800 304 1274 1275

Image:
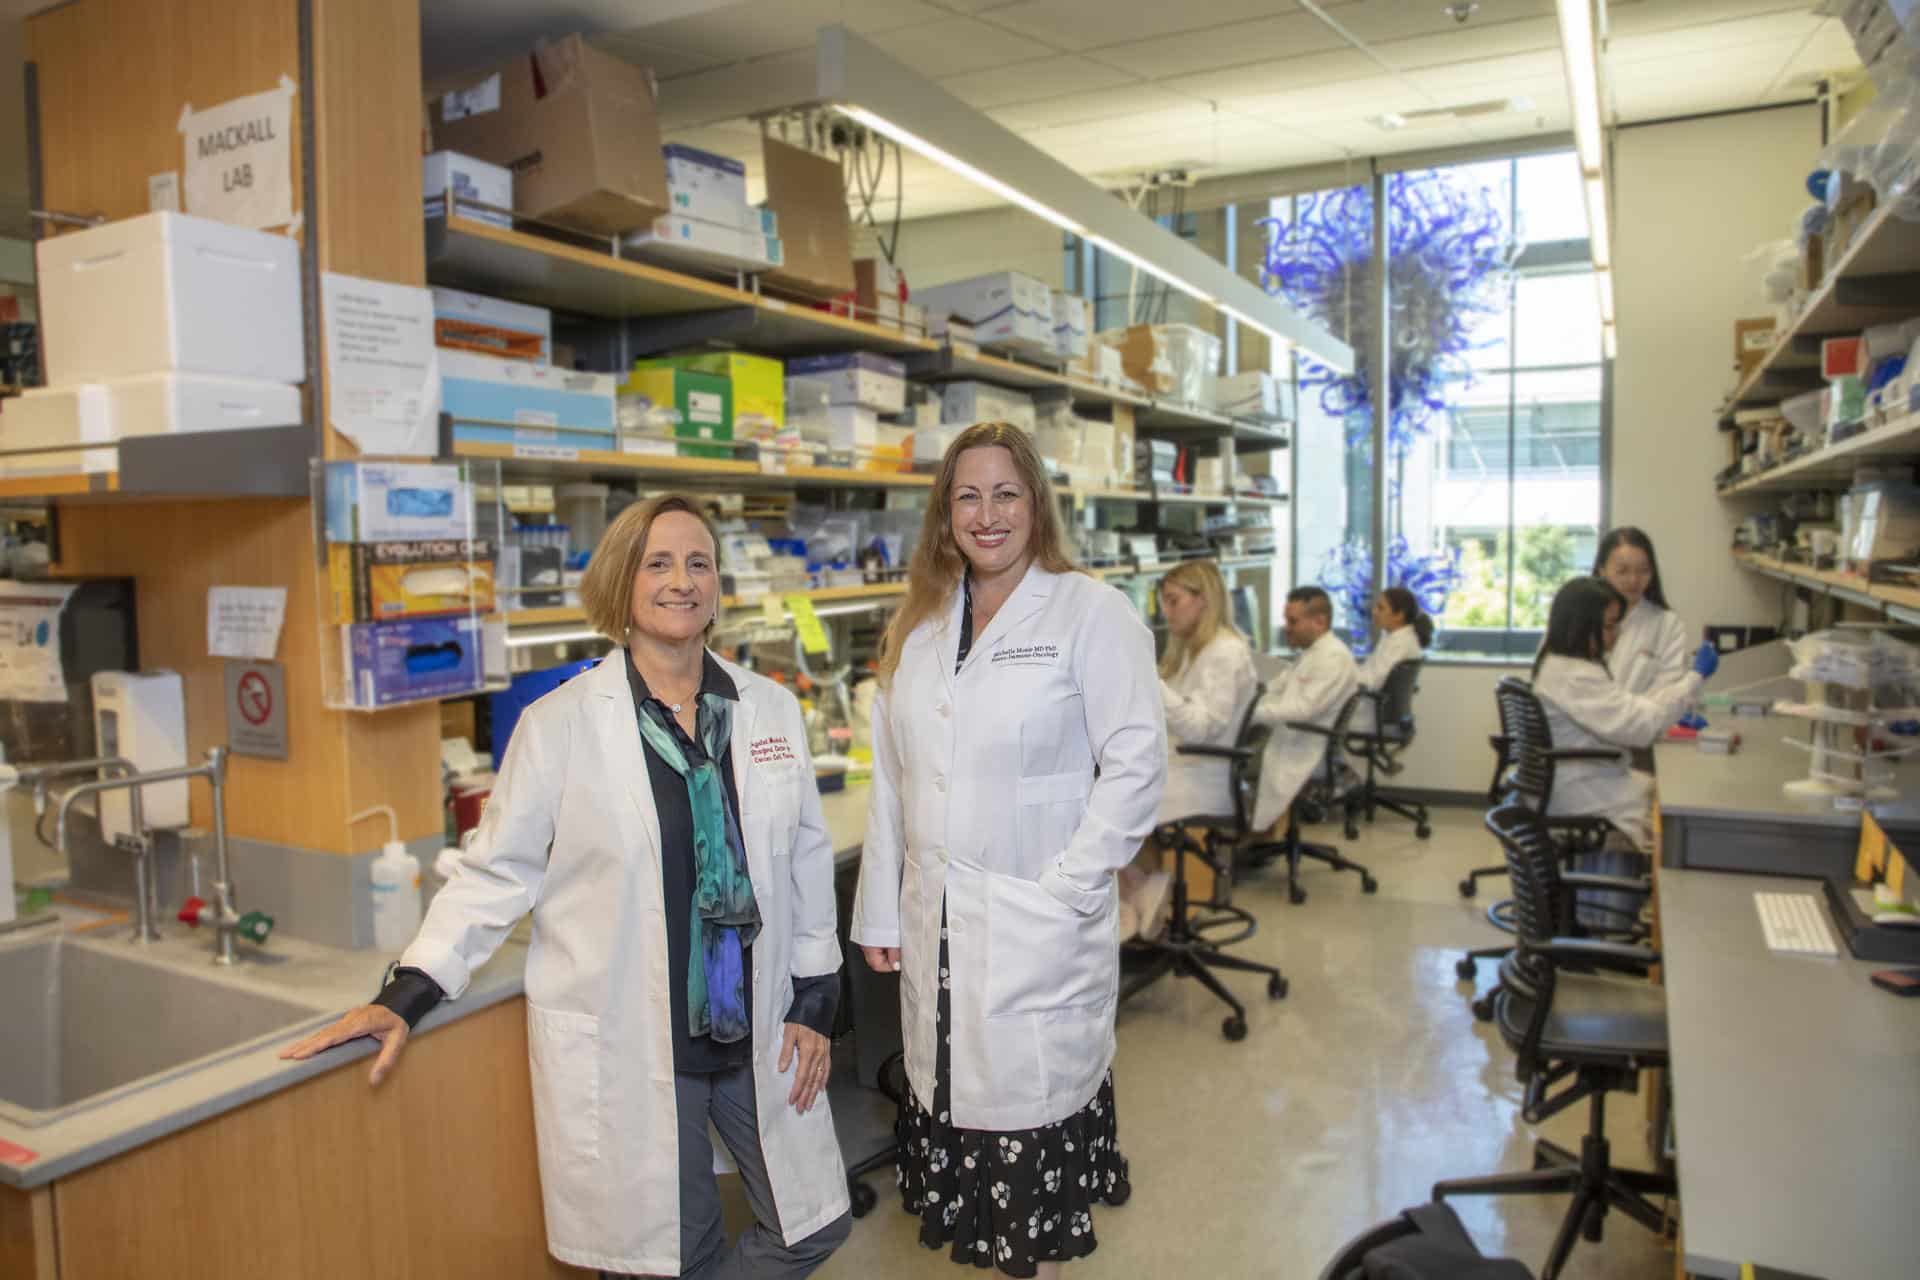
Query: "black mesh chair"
1319 1202 1534 1280
1242 689 1379 905
1344 657 1431 840
1124 683 1289 1042
1433 805 1671 1280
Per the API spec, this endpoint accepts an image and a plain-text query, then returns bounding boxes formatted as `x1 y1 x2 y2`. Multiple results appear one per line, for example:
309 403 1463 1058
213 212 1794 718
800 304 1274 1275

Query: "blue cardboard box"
341 616 484 707
441 350 618 454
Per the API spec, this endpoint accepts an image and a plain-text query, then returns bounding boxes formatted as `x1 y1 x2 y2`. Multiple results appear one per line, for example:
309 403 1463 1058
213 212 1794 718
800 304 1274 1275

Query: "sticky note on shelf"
785 594 829 655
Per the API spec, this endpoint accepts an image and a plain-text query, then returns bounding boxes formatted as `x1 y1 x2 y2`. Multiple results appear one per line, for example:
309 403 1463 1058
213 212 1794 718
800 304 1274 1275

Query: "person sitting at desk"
1249 586 1359 833
1532 576 1720 849
1594 526 1690 695
1350 585 1432 733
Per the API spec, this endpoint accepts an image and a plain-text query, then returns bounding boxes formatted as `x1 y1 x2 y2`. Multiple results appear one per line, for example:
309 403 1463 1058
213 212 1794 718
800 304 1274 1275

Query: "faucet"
7 755 149 939
57 747 272 965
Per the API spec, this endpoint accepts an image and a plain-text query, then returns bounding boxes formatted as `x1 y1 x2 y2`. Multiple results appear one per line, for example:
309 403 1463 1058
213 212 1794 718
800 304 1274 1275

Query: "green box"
622 366 733 459
638 352 784 435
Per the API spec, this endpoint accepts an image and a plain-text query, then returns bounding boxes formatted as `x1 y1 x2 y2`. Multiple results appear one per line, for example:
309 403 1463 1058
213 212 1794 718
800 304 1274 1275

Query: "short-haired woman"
285 494 851 1279
852 422 1165 1277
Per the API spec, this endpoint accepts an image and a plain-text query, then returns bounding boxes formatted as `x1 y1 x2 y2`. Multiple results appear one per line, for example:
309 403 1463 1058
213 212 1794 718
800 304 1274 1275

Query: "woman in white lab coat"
852 421 1164 1279
284 495 850 1279
1532 576 1719 849
1593 527 1690 695
1156 558 1258 825
1350 586 1432 732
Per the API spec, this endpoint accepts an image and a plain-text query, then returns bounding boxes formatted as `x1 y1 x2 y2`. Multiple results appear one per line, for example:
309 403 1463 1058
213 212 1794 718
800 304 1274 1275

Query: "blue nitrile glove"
1676 711 1709 731
1693 641 1719 679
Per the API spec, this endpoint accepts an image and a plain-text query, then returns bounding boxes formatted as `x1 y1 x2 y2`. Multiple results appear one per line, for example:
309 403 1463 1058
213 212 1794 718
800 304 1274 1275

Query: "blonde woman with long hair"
1155 559 1259 824
850 422 1164 1278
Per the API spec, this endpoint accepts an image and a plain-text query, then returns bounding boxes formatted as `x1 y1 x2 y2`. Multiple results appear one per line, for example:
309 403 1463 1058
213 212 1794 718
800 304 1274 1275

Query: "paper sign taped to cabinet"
322 273 442 457
0 580 76 703
179 76 297 230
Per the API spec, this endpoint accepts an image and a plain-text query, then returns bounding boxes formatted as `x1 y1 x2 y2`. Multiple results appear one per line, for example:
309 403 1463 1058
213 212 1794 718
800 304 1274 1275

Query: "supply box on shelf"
341 615 486 708
639 352 783 436
1210 370 1295 423
623 214 783 274
324 461 475 543
1097 323 1222 404
2 375 302 467
430 32 669 237
441 350 617 453
916 270 1055 359
431 287 552 363
1734 316 1777 380
759 137 855 300
941 381 1036 433
836 257 906 328
38 211 305 386
423 150 512 227
622 365 732 458
327 538 498 624
1051 291 1091 360
787 353 907 414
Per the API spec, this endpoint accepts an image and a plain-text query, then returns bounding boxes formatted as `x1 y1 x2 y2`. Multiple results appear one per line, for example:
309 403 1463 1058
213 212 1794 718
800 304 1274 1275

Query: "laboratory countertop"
1653 710 1920 828
0 783 874 1191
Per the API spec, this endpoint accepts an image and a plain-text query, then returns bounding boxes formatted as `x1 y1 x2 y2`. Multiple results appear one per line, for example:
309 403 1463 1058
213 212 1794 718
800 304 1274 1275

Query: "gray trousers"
613 1064 850 1280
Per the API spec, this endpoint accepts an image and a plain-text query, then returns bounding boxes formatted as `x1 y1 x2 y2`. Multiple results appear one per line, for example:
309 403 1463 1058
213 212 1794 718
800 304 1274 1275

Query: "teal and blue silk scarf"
635 692 761 1043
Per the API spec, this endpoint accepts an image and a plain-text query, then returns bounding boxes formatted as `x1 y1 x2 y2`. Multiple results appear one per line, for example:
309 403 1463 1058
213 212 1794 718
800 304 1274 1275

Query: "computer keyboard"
1753 892 1840 957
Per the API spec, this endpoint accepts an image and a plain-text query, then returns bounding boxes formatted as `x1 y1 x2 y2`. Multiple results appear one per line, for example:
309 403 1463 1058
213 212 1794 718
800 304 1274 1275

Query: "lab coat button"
933 774 947 793
936 702 951 718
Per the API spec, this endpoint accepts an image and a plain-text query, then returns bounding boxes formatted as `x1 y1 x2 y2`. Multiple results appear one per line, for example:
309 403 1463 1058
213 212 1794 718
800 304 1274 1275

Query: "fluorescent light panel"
1595 267 1615 323
1583 173 1611 269
1556 0 1604 175
1602 323 1617 359
838 106 1086 237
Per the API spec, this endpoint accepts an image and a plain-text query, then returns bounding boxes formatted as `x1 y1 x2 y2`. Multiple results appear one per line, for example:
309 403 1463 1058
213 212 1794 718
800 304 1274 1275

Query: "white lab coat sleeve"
786 711 842 979
1160 643 1250 744
850 686 905 949
1653 611 1691 688
400 710 557 1000
1567 666 1703 748
1250 648 1343 729
1040 589 1166 916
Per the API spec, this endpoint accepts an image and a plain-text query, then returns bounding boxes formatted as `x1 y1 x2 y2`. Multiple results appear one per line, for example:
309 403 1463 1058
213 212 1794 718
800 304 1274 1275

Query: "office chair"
1433 805 1671 1280
1123 684 1289 1042
1344 657 1431 839
1319 1202 1533 1280
1243 689 1379 905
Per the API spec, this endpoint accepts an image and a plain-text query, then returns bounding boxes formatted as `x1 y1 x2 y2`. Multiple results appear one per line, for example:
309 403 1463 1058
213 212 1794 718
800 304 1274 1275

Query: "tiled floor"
772 805 1676 1278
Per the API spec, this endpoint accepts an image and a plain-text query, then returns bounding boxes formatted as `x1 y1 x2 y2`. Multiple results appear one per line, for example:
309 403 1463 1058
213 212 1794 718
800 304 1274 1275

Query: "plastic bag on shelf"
1746 237 1801 305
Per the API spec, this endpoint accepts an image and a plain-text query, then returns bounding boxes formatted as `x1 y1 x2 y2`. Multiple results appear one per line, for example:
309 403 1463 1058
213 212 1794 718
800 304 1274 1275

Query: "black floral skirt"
894 910 1129 1275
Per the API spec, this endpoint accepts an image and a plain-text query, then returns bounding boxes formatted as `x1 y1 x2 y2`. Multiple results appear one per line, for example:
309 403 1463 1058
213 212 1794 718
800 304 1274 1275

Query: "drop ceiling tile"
979 0 1307 55
867 15 1057 75
1369 15 1562 73
938 54 1136 110
1156 48 1384 105
1309 0 1555 44
1083 11 1352 81
586 34 726 81
631 0 945 62
1405 48 1564 94
1609 10 1831 63
990 84 1199 131
1607 0 1824 39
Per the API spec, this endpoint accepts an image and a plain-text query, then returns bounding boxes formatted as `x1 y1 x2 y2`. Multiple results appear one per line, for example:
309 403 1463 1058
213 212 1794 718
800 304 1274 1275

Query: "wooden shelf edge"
1717 411 1920 496
1732 550 1920 614
507 582 910 630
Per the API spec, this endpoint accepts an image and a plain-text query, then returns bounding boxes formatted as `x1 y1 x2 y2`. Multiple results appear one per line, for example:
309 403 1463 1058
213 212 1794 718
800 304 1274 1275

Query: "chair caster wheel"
1361 876 1378 894
1107 1177 1132 1206
1455 957 1477 980
1471 996 1496 1022
848 1181 877 1219
1222 1015 1248 1041
1459 879 1478 898
1289 886 1307 905
1268 974 1288 1000
1344 823 1359 840
1416 823 1432 840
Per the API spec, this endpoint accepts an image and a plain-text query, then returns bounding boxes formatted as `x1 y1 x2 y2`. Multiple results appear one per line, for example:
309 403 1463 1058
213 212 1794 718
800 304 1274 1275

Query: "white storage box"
916 271 1054 358
664 144 748 208
941 381 1036 433
105 373 302 439
3 385 112 451
811 405 879 451
1051 292 1091 360
622 214 782 274
423 151 513 227
1210 370 1296 422
39 212 304 386
913 424 958 462
787 353 907 414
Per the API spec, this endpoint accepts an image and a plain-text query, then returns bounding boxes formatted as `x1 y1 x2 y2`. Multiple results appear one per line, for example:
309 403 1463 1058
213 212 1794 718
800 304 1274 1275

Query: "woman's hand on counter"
861 945 901 974
779 1022 832 1114
279 1005 411 1087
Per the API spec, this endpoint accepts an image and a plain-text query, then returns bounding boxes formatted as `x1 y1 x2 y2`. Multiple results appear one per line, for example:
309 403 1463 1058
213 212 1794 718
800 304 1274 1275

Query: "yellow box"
327 538 497 623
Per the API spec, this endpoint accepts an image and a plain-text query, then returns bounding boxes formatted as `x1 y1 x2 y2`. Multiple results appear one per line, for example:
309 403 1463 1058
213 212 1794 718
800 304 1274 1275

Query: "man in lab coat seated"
1248 586 1359 833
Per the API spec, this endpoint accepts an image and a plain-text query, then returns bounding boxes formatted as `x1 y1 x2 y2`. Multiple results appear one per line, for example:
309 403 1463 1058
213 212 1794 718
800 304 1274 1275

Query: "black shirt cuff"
373 966 446 1029
783 972 839 1037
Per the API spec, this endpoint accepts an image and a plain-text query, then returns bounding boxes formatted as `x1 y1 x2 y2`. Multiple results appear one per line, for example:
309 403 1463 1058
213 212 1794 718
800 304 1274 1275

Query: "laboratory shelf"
1731 550 1920 618
1717 411 1920 495
0 424 311 503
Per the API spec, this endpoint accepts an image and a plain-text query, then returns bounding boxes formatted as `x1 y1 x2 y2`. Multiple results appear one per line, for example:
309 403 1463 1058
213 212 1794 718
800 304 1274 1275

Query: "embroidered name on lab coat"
991 642 1061 666
750 736 797 765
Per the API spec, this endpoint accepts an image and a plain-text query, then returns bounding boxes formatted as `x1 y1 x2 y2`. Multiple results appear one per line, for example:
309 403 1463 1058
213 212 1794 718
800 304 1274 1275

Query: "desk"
1655 715 1920 876
1660 868 1920 1280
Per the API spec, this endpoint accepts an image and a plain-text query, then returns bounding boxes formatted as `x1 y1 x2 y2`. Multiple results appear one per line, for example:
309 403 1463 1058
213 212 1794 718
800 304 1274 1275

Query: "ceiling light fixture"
1555 0 1615 358
813 25 1352 372
1583 173 1611 269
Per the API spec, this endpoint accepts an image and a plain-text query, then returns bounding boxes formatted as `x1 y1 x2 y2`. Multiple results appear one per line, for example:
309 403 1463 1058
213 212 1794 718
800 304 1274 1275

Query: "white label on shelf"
760 297 788 312
689 391 724 424
0 581 76 703
321 272 442 456
147 171 180 213
207 585 287 661
514 409 559 428
178 76 297 231
514 443 579 461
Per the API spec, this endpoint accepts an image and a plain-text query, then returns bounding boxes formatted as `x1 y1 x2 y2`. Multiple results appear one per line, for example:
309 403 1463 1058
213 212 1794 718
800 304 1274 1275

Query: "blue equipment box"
341 616 484 707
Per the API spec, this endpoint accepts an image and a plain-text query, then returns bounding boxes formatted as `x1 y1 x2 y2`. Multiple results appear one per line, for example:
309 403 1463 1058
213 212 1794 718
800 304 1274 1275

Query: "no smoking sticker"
224 660 288 760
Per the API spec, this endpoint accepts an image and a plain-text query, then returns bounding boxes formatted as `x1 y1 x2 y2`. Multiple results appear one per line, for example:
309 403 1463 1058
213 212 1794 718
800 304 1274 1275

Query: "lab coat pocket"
525 1003 601 1168
1015 769 1095 878
985 868 1116 1018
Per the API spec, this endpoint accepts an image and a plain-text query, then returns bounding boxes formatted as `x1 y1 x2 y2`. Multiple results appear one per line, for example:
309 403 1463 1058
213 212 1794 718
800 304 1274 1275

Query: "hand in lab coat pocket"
984 868 1116 1018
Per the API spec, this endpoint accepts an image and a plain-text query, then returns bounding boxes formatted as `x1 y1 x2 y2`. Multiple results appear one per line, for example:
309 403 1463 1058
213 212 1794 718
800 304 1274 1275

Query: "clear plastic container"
556 483 609 558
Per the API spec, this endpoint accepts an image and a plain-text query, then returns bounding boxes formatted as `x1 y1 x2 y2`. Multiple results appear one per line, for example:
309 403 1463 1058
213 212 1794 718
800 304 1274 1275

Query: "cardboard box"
1799 232 1826 292
638 352 783 436
342 616 485 707
1096 323 1221 403
1051 291 1091 360
423 151 512 227
430 34 668 237
325 462 473 544
1210 370 1296 422
441 350 617 452
623 366 732 458
916 271 1054 358
664 143 747 208
431 286 552 362
759 138 855 300
1734 316 1777 378
622 214 782 274
841 257 905 327
941 380 1036 432
328 538 498 623
865 424 912 474
787 353 907 414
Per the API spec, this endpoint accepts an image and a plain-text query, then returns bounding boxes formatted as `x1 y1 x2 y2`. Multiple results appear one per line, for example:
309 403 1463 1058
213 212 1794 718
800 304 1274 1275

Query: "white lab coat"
1350 624 1424 734
401 653 848 1276
1249 630 1359 831
1611 598 1690 696
1158 630 1258 824
851 565 1164 1132
1533 653 1702 850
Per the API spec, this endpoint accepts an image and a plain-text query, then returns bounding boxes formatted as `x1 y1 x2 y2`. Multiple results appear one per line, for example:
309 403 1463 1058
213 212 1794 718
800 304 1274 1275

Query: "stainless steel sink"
0 933 332 1128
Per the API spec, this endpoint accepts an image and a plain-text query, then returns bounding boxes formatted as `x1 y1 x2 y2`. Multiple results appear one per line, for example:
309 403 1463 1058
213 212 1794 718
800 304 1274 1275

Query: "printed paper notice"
179 76 296 230
0 581 78 703
208 586 287 661
784 595 830 656
322 272 441 457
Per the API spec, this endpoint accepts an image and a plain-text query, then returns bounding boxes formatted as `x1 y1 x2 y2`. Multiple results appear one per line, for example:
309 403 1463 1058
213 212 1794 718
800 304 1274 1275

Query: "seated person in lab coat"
1350 585 1432 733
1593 526 1690 695
1116 558 1257 936
1531 575 1719 850
285 495 851 1280
1248 586 1359 833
